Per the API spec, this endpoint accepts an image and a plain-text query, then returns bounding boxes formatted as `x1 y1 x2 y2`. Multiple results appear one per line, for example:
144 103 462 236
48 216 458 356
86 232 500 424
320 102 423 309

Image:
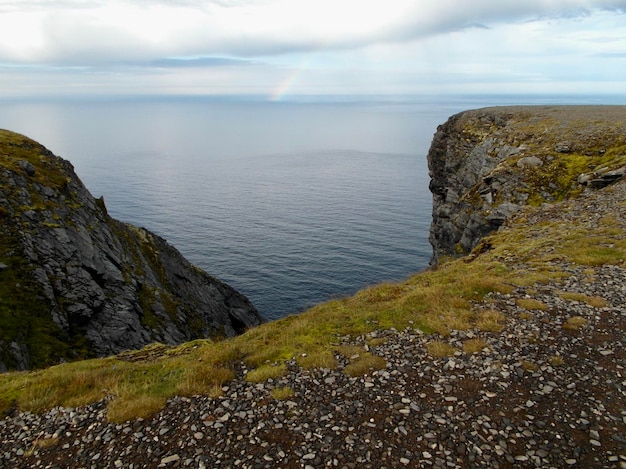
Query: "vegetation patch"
296 350 337 370
462 338 488 354
550 355 565 366
521 360 538 372
245 363 287 383
25 436 60 456
563 316 588 331
342 353 387 377
557 291 608 308
426 341 457 358
271 386 295 400
474 310 507 332
516 298 549 311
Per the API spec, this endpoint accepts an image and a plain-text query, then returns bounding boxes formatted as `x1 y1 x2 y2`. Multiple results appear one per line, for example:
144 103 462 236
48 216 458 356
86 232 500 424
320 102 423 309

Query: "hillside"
1 107 625 468
0 129 263 371
429 105 626 262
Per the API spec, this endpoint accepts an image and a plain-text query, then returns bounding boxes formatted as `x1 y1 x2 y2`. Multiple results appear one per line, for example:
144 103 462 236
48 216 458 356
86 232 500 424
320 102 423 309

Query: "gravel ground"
1 181 625 469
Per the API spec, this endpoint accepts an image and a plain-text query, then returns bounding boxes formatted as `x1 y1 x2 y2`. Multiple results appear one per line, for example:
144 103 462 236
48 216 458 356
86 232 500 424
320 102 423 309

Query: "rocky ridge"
0 129 263 371
428 105 626 263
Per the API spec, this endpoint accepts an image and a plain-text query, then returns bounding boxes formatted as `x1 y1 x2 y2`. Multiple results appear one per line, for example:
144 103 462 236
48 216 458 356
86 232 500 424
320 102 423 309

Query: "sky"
0 0 625 99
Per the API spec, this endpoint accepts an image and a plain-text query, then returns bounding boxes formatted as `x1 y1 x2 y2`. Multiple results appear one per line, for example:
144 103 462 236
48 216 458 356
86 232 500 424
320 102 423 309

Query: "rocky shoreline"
2 180 624 468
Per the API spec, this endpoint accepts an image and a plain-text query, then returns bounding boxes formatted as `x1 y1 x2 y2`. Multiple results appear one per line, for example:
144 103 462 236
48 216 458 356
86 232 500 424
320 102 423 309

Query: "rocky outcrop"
0 130 263 371
427 106 626 263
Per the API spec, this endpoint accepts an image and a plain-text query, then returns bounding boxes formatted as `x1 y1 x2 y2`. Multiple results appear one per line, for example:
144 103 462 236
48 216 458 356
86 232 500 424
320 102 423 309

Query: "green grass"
1 190 623 422
1 122 625 423
245 363 287 383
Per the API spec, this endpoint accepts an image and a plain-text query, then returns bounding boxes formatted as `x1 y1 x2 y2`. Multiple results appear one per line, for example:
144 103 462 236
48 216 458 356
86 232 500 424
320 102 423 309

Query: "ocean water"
1 94 620 319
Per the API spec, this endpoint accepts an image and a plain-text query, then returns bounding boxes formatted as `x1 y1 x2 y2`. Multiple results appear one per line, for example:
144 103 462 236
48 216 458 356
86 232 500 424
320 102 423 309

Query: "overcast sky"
0 0 624 99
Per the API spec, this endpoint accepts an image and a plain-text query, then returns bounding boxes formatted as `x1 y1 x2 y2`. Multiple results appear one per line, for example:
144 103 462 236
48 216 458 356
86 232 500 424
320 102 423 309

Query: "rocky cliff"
1 109 625 468
0 130 263 371
427 106 626 263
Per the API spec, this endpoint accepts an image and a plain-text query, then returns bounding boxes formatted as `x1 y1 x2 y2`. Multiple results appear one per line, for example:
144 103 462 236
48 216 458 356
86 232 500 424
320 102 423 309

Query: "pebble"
1 246 625 469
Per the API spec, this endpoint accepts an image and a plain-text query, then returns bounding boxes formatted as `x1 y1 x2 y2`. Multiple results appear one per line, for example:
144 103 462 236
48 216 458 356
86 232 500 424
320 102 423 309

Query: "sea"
1 94 622 320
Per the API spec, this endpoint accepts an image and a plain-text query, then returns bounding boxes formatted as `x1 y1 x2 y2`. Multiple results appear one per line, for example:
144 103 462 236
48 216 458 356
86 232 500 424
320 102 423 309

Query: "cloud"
0 1 624 98
149 57 260 68
0 0 623 66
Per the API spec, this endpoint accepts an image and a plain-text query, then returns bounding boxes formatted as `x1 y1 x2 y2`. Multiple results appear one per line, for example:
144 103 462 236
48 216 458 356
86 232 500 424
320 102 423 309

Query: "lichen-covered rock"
427 106 626 263
0 129 263 370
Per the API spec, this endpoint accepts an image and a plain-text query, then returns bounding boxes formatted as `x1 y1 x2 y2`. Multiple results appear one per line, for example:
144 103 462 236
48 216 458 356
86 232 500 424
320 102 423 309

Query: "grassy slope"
1 111 625 423
1 189 623 422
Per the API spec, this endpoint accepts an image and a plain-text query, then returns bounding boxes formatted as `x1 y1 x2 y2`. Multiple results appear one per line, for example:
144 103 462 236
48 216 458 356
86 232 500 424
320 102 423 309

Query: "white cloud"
0 0 624 97
0 0 623 64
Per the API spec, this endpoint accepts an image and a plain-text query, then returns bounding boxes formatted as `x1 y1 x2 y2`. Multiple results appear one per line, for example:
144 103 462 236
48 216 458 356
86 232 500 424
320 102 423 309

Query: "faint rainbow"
268 67 304 102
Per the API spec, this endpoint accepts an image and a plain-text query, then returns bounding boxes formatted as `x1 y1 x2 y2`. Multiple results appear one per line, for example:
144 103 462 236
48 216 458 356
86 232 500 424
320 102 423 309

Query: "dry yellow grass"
426 341 457 358
366 337 388 347
521 360 538 371
475 310 507 332
24 437 60 457
516 298 549 311
462 338 488 354
296 350 337 370
270 386 295 400
343 353 387 377
550 355 565 366
563 316 588 331
557 291 608 308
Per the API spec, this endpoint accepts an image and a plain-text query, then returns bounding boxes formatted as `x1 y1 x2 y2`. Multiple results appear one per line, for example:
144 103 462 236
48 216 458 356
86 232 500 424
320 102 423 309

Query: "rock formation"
0 130 263 371
427 106 626 263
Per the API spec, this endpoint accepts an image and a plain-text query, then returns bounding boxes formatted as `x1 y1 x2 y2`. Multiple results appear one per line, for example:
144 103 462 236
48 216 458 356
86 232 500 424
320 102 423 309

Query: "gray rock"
427 106 626 262
516 156 543 168
555 142 572 153
0 130 264 370
17 159 36 176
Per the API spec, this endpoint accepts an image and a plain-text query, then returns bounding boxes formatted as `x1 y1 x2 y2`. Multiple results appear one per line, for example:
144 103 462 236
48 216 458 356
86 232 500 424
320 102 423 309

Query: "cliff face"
427 106 626 263
0 130 263 371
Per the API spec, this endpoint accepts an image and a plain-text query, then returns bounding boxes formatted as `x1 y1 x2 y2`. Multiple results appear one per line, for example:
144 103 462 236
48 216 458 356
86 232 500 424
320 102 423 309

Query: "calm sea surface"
1 95 620 319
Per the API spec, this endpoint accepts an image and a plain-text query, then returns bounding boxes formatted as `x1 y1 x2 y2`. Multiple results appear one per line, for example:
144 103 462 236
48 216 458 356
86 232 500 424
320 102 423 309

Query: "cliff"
0 129 263 371
428 106 626 263
0 108 624 468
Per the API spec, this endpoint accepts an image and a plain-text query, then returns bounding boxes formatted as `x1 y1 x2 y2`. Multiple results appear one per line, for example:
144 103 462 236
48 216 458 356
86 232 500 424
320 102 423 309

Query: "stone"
555 142 571 153
18 159 36 176
160 454 180 464
516 156 543 168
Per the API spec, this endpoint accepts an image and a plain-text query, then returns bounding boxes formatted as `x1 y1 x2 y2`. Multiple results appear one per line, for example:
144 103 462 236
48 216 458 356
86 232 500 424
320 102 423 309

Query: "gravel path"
1 182 625 469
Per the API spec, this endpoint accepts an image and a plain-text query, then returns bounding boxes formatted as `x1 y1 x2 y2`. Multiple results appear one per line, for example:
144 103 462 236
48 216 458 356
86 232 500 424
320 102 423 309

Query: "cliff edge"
428 105 626 263
0 109 625 468
0 130 263 371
